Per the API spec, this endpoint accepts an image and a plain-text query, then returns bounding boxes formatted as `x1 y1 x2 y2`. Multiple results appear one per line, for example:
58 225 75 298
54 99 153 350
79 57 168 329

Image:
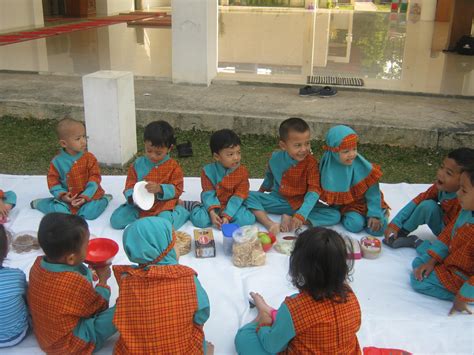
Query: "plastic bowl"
133 181 155 211
85 238 119 267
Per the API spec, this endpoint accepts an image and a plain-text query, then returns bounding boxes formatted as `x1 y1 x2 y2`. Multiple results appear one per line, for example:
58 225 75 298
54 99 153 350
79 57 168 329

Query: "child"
411 166 474 315
384 148 474 249
0 225 29 348
319 125 389 236
113 217 213 354
31 118 110 220
247 118 340 235
110 120 189 230
189 129 256 229
0 189 16 221
28 213 116 354
234 227 361 354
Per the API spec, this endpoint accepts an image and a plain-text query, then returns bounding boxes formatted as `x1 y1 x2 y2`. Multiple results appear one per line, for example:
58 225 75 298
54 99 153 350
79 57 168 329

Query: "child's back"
0 225 28 348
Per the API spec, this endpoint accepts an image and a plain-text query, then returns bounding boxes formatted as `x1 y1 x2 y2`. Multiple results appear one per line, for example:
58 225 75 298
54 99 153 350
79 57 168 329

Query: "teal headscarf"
123 216 177 266
319 125 382 205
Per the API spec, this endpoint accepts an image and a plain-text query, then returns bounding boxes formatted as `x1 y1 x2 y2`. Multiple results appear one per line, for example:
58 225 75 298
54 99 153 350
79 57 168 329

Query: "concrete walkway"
0 72 472 149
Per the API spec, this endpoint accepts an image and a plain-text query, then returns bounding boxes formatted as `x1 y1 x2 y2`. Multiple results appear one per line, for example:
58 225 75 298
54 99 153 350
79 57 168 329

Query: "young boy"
411 166 474 315
113 217 213 354
247 117 340 235
384 148 474 249
189 129 256 229
28 213 116 354
0 189 16 221
31 118 110 220
110 120 189 230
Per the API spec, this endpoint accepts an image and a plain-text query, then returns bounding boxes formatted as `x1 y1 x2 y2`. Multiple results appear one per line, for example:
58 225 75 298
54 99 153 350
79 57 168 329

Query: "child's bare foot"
280 214 292 232
268 222 280 236
250 292 273 314
206 341 215 355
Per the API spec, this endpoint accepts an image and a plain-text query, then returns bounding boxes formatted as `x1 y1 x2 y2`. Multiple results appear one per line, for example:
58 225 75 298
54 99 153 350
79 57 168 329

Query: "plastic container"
222 223 239 256
85 238 119 267
232 225 265 267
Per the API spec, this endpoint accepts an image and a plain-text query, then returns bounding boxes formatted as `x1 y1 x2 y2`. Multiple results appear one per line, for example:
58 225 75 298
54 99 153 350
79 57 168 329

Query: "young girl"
113 217 213 354
319 125 389 236
0 225 29 348
0 189 16 222
235 227 361 354
411 166 474 315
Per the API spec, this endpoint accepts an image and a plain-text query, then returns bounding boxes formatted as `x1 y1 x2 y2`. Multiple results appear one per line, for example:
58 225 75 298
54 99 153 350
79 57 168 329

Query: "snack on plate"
194 229 216 258
360 236 382 259
12 232 40 253
232 226 265 267
274 235 296 256
175 231 192 256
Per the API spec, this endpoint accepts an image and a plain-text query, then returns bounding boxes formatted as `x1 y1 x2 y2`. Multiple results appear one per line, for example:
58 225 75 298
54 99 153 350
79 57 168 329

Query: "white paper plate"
132 181 155 210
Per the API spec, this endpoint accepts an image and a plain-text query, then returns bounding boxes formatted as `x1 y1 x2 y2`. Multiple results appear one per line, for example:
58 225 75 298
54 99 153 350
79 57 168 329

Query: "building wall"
0 0 44 33
96 0 134 15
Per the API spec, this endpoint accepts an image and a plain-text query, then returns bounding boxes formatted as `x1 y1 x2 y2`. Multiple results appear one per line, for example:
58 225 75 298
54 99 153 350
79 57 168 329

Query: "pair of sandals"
299 85 338 97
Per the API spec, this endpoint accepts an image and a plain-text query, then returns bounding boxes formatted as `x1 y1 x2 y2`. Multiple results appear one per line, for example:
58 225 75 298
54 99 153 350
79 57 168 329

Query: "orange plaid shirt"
27 257 110 355
412 184 460 227
125 158 184 218
428 213 474 302
201 164 250 215
113 264 204 354
340 191 390 216
0 189 4 199
283 290 361 354
47 151 105 214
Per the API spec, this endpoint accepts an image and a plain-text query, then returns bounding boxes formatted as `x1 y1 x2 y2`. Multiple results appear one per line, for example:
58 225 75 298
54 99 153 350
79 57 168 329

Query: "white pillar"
95 0 134 16
82 71 137 167
420 0 437 21
172 0 218 86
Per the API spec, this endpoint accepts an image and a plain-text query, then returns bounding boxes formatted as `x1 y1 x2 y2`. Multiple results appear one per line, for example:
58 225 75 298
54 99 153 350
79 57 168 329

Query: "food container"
84 238 119 267
274 235 297 256
361 236 382 259
222 223 239 256
175 231 192 256
194 229 216 258
132 181 155 210
11 230 40 253
232 226 265 267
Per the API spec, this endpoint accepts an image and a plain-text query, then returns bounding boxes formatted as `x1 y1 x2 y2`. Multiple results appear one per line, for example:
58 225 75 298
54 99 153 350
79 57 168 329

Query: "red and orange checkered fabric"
279 154 322 211
47 152 105 214
201 165 250 210
340 190 390 217
323 134 358 153
283 290 361 354
0 189 4 199
113 264 204 354
428 217 474 302
27 257 109 354
124 158 184 218
412 184 461 227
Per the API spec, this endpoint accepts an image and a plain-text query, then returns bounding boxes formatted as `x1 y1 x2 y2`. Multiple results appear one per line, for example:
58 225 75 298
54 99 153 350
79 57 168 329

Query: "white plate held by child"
133 181 155 211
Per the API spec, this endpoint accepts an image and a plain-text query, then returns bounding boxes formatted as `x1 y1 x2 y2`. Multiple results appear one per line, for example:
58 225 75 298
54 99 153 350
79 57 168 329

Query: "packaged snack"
232 226 265 267
361 236 382 259
194 229 216 258
274 235 296 256
12 231 40 253
175 231 192 256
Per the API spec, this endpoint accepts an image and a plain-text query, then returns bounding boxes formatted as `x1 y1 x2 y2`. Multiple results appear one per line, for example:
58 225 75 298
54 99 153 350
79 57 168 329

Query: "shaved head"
56 118 84 139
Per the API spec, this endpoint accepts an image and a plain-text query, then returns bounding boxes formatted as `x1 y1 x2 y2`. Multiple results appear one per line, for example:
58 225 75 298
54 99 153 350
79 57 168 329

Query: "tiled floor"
1 8 472 96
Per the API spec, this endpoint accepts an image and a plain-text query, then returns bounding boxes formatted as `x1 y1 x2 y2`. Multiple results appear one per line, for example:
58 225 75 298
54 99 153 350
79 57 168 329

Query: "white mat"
0 175 472 355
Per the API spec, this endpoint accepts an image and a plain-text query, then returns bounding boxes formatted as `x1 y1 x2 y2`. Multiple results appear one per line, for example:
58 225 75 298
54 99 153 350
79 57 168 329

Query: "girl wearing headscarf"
113 217 212 354
319 125 389 236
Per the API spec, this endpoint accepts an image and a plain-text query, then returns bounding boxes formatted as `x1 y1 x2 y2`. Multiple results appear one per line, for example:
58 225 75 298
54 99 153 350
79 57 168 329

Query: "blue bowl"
222 223 239 238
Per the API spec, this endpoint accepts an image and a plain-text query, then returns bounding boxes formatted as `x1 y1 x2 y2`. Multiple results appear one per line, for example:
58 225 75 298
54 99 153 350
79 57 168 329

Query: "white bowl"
133 181 155 211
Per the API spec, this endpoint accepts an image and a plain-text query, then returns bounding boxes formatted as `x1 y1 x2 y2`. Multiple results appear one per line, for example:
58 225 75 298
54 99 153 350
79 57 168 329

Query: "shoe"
177 141 193 158
383 234 420 249
30 199 40 209
299 85 322 96
318 86 337 97
104 194 113 202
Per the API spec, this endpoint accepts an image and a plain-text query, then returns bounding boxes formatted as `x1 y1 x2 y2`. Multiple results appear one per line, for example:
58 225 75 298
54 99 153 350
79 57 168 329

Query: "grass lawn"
0 116 448 184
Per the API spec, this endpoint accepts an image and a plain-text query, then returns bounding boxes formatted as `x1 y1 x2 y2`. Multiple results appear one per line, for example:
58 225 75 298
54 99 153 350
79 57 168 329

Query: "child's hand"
0 200 12 218
145 182 162 194
449 295 472 316
384 226 398 239
290 216 303 231
210 210 223 229
94 265 111 284
414 259 436 281
367 217 381 232
221 216 229 226
71 197 86 208
61 192 77 204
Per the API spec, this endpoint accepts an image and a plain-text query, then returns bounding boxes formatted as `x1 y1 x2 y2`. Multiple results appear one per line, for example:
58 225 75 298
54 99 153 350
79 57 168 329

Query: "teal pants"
342 211 388 236
402 200 444 236
73 306 117 351
247 191 341 226
410 252 454 301
110 203 190 230
35 197 109 220
2 191 17 207
190 204 256 228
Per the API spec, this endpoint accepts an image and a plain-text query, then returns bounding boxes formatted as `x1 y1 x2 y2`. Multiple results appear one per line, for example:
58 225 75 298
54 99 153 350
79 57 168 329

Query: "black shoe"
177 141 193 158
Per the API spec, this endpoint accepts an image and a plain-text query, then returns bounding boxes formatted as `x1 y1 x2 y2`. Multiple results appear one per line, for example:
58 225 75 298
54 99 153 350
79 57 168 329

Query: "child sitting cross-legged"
28 213 116 354
0 189 17 222
235 227 361 354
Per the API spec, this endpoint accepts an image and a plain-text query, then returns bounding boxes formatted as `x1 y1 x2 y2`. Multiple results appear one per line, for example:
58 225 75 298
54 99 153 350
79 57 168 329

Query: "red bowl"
85 238 119 267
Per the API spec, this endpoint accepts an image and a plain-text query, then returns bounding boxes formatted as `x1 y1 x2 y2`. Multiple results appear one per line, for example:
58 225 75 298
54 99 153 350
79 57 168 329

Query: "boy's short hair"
56 117 83 139
0 225 7 267
38 213 88 261
462 164 474 185
279 117 310 141
448 148 474 170
210 129 241 155
144 121 176 148
289 227 353 302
